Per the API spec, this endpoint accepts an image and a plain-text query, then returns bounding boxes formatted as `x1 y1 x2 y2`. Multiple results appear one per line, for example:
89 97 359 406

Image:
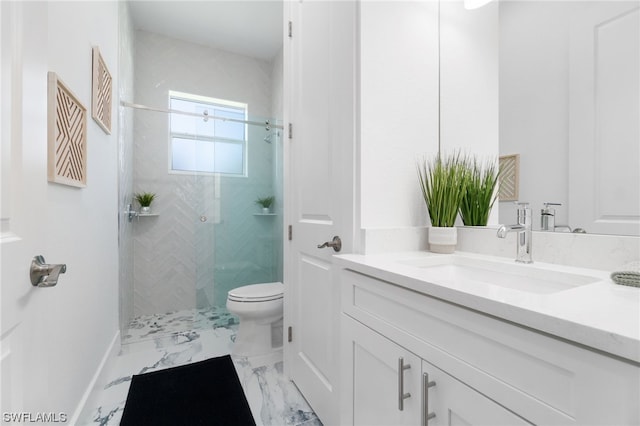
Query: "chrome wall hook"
30 255 67 287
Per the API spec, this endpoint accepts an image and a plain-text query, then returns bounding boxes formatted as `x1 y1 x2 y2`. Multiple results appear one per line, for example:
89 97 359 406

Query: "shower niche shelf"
253 213 277 216
125 204 159 222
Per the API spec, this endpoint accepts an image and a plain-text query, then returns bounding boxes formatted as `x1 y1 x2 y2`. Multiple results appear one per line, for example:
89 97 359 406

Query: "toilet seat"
227 282 284 303
226 282 284 357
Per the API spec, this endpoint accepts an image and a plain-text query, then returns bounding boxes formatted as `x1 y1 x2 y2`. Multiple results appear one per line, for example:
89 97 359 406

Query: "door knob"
317 236 342 252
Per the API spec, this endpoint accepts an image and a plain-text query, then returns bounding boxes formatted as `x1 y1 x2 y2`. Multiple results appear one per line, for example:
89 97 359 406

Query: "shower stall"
117 11 284 337
129 104 283 314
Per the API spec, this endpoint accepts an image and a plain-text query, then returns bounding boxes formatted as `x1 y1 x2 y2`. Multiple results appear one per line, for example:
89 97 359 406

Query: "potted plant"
459 157 500 227
135 192 156 214
417 152 468 253
255 195 275 214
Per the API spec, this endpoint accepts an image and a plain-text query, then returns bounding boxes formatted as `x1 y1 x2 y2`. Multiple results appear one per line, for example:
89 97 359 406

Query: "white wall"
46 1 119 417
4 0 120 418
359 1 439 231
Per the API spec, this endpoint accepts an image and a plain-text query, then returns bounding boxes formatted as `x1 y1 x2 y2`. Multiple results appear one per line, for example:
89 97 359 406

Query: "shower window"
169 91 247 176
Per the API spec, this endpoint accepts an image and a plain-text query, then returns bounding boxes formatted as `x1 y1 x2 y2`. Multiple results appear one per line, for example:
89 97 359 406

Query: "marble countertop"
334 251 640 364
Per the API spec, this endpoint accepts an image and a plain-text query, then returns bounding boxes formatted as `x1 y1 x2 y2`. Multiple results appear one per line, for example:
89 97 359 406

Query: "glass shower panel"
195 112 283 309
208 116 282 306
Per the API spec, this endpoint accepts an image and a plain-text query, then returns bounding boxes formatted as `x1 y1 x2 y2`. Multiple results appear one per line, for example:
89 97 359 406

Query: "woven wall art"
499 154 519 201
91 46 112 134
47 72 87 188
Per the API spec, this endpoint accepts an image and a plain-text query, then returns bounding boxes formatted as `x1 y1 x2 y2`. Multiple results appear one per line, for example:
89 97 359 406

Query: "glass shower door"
194 112 283 311
208 111 282 306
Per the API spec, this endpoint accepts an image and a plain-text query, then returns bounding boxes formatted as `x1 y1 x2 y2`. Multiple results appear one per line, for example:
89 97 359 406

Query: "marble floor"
81 307 321 426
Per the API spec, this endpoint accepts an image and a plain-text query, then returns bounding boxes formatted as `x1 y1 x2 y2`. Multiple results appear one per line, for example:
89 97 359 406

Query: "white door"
284 1 356 424
569 2 640 236
1 2 51 418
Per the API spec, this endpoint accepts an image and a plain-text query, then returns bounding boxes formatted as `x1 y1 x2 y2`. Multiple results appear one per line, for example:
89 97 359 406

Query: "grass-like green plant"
417 152 468 227
459 157 500 226
255 195 275 209
134 192 156 207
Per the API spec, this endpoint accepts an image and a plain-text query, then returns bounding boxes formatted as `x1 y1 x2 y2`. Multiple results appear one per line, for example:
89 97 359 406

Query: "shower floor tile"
81 308 320 426
120 306 239 345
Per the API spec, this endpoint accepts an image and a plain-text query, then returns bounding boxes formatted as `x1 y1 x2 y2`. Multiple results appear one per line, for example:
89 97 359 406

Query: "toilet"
226 282 284 357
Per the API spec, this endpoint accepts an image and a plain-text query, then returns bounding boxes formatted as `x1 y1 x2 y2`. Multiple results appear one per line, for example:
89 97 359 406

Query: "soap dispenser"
541 202 561 231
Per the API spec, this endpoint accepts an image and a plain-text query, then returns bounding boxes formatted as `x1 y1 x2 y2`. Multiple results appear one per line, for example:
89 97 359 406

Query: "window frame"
167 90 248 177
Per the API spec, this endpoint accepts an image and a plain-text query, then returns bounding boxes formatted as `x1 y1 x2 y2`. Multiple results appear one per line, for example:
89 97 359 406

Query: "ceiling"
128 1 284 61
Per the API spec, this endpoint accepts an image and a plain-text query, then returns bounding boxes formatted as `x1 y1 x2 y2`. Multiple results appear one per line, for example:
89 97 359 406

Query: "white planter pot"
428 226 457 254
140 206 151 214
262 207 270 214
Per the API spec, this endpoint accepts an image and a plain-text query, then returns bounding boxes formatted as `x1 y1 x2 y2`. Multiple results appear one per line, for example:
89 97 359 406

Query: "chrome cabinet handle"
398 357 412 411
317 236 342 252
30 255 66 287
422 372 436 425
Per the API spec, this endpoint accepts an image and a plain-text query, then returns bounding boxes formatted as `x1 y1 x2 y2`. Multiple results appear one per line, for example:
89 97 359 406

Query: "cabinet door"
344 318 421 426
423 360 533 426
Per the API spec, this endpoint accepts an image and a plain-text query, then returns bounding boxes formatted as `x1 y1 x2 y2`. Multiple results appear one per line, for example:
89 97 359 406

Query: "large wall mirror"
496 0 639 236
121 1 639 239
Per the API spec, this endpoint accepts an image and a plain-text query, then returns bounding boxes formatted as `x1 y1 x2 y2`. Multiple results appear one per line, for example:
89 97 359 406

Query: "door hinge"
288 225 293 241
288 326 293 342
288 21 293 38
288 123 293 139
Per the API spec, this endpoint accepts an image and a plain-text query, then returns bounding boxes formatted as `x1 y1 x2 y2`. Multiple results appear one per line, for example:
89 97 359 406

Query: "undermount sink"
398 256 601 294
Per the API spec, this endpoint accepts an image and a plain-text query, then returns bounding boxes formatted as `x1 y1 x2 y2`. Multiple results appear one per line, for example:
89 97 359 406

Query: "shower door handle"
317 236 342 252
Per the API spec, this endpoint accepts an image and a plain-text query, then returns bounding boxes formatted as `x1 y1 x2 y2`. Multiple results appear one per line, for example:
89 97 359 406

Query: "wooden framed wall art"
499 154 520 201
91 46 112 134
47 72 87 188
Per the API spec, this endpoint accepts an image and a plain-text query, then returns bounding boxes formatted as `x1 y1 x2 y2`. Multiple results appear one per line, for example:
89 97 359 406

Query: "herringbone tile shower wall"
132 30 282 317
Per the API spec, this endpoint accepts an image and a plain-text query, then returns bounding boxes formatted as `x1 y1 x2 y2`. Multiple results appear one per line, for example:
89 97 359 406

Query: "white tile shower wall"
132 31 278 316
118 0 135 341
362 226 639 272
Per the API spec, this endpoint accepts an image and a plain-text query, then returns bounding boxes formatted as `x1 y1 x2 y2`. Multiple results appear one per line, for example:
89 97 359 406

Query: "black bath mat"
120 355 256 426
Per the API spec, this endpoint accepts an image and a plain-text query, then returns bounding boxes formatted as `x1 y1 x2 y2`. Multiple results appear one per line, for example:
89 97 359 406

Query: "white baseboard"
69 330 120 425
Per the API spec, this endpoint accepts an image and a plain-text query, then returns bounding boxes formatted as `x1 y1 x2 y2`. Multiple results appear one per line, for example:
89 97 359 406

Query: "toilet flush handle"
317 236 342 252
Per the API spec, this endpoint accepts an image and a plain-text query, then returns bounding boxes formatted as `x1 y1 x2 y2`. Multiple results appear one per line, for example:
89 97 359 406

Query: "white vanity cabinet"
345 318 532 426
340 268 640 426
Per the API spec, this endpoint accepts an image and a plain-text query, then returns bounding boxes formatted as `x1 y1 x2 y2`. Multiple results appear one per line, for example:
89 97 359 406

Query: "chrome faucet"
540 202 561 231
497 202 533 264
